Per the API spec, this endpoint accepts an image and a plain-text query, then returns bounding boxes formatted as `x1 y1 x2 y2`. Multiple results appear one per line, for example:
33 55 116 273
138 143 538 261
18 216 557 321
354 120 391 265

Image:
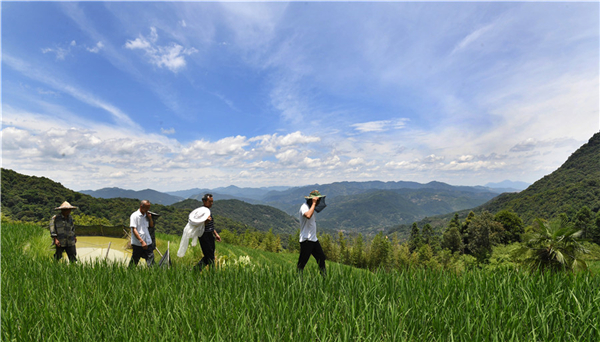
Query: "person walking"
50 201 78 262
129 200 155 267
297 190 327 276
195 194 221 270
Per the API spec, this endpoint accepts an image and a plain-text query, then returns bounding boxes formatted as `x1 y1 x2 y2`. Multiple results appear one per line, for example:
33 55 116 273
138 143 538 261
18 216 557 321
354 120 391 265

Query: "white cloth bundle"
177 207 210 258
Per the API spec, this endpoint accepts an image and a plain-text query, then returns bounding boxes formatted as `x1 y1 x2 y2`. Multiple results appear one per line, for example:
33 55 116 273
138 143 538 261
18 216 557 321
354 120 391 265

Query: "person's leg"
65 246 78 263
144 244 155 267
197 234 214 270
311 241 327 276
129 245 142 267
297 241 314 271
54 246 64 261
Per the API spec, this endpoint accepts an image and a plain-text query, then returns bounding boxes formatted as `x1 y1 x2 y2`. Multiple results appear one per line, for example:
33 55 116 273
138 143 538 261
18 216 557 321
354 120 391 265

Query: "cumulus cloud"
250 131 320 152
125 27 198 73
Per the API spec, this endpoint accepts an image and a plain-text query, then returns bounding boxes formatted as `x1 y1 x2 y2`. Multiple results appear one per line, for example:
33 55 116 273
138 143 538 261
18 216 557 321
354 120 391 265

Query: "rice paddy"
2 222 599 341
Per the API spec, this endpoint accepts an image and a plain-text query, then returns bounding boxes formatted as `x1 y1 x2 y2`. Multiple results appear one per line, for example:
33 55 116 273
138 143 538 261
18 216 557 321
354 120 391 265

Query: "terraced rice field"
3 222 599 341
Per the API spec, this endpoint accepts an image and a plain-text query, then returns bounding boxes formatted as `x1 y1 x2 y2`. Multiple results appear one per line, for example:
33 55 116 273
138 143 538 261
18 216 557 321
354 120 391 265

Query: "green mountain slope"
0 169 296 235
478 133 600 222
171 198 298 234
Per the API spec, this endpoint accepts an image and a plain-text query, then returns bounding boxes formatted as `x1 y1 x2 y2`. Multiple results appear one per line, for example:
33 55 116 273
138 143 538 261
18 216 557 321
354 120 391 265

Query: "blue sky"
2 2 599 192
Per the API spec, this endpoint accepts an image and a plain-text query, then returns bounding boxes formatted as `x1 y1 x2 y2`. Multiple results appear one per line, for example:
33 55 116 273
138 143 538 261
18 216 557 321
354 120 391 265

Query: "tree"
467 212 502 263
417 244 433 265
72 213 112 226
320 233 338 262
461 211 475 253
350 234 366 268
393 243 412 270
338 231 350 265
593 211 600 245
408 222 421 253
493 210 524 243
368 232 392 270
441 226 464 254
574 206 593 239
422 223 434 246
515 218 588 272
449 213 461 231
288 229 300 253
261 228 281 253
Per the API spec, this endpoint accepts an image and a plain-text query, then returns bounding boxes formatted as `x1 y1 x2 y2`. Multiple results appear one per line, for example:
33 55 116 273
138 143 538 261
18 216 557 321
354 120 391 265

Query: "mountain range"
2 133 597 237
79 179 507 233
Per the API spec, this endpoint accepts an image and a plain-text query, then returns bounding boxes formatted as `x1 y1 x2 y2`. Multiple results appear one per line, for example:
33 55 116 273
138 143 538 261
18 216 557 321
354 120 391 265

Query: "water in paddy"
77 236 131 264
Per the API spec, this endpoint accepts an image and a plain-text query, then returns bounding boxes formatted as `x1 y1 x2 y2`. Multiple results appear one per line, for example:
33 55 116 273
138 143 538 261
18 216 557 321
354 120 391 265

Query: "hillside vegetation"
0 169 297 236
172 198 298 234
478 133 600 223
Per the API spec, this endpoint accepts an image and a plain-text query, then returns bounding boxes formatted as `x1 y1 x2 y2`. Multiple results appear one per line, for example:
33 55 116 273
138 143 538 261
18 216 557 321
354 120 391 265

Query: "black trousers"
129 244 155 267
197 232 215 269
297 240 326 274
54 246 77 262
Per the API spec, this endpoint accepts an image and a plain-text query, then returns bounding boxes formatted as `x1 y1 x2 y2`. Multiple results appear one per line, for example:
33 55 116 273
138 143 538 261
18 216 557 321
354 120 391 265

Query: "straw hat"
304 190 325 199
54 201 78 210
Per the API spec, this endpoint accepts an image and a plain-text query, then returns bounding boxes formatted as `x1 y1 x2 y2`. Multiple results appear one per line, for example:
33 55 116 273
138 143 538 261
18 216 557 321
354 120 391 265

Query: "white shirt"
299 203 318 242
130 209 152 246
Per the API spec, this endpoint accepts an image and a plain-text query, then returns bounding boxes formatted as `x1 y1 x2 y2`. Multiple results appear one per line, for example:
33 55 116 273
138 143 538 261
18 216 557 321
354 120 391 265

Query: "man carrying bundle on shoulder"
297 190 327 277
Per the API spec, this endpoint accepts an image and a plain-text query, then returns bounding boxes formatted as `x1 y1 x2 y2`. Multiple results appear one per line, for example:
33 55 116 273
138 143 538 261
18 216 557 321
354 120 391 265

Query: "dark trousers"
197 232 215 269
297 240 326 275
129 244 155 267
54 246 77 262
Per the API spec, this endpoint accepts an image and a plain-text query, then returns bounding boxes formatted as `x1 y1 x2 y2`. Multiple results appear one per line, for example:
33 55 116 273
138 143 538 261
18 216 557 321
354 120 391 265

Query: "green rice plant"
3 222 600 341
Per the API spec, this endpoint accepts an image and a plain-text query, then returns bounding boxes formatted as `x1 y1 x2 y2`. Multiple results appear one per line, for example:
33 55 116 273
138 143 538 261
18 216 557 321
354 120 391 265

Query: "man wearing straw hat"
50 201 78 262
297 190 327 276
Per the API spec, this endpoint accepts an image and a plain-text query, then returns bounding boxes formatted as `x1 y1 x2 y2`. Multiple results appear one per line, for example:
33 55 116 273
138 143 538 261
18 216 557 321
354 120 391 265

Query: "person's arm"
147 212 154 228
131 227 148 249
49 216 60 247
303 198 318 219
214 229 221 242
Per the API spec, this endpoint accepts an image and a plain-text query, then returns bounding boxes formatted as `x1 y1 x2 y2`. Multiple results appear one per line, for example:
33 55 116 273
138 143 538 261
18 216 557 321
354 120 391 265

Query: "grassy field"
2 222 600 341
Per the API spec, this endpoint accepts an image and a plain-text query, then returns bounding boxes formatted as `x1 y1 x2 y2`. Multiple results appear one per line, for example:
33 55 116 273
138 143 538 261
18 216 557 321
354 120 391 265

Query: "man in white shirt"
129 200 155 267
297 190 326 276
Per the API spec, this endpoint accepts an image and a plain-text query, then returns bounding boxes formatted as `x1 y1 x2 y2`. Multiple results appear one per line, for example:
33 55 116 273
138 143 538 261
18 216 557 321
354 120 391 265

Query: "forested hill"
171 198 298 234
80 187 185 205
478 132 600 223
0 169 297 235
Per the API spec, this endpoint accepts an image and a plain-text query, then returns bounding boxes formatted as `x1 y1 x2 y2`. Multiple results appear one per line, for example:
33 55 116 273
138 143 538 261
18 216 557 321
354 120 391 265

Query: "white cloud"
42 46 71 60
351 118 409 133
125 27 198 73
161 127 176 135
451 23 495 55
4 54 140 130
250 131 320 153
87 41 104 53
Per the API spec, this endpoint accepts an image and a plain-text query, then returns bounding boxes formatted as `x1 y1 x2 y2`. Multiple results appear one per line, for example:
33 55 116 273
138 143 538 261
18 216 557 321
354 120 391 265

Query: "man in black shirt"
196 194 221 270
